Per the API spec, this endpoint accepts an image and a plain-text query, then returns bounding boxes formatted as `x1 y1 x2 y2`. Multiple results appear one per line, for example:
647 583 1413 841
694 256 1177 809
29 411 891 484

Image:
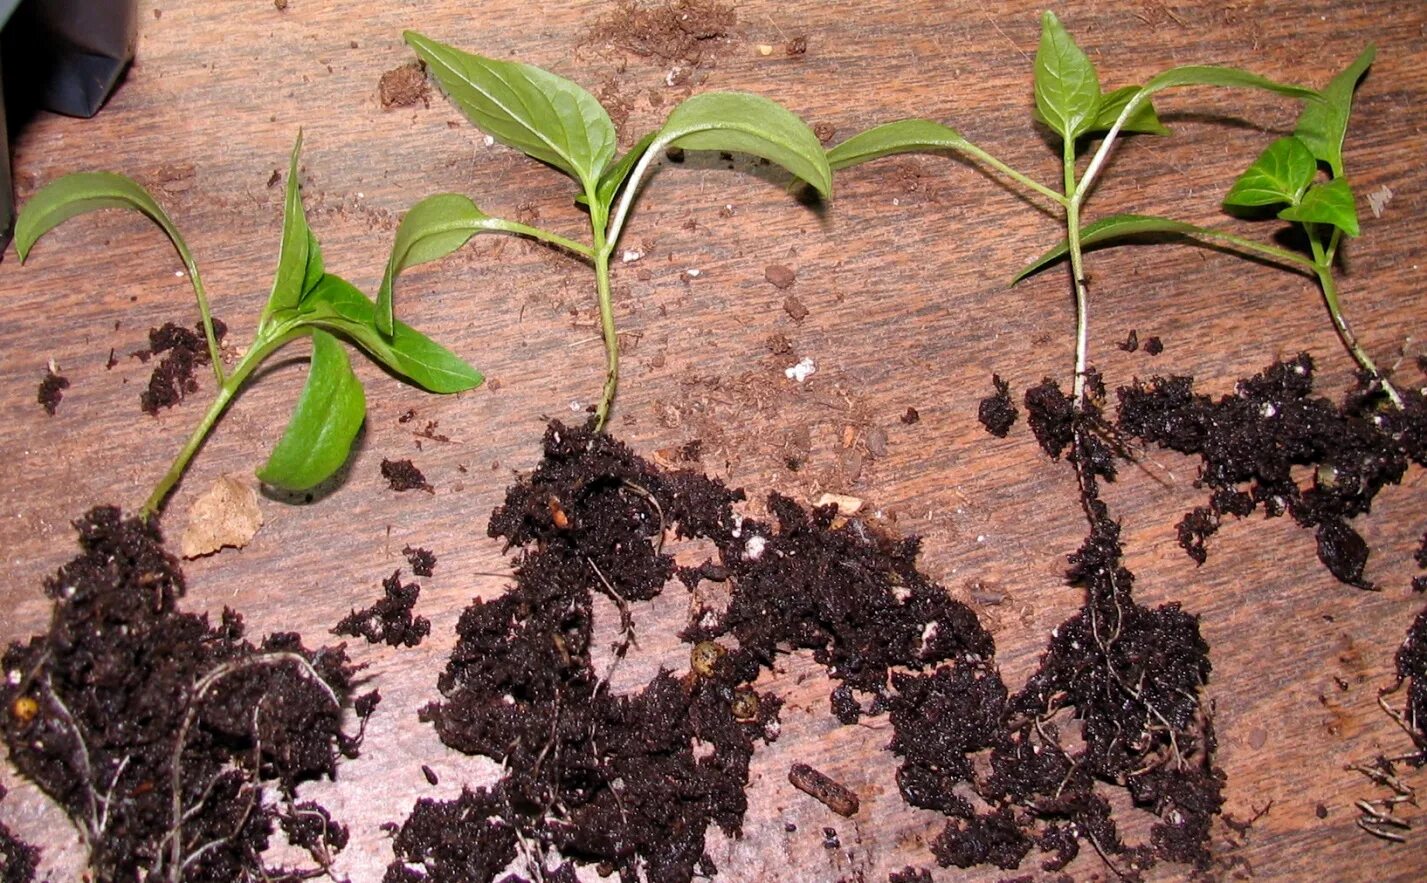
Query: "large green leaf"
1013 213 1201 282
653 91 832 197
256 329 366 491
1223 136 1317 208
1278 177 1359 237
15 171 199 273
1032 11 1101 143
263 132 324 325
377 192 505 335
303 274 483 393
405 31 615 188
1295 45 1374 177
1091 86 1169 136
825 118 971 171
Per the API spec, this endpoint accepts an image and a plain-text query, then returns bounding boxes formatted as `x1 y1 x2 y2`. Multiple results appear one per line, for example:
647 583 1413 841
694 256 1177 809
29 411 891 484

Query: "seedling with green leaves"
15 134 482 518
382 31 832 429
827 11 1317 433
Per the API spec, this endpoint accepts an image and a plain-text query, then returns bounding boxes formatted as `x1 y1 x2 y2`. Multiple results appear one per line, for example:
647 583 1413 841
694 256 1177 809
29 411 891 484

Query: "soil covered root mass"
390 421 1225 881
1117 353 1427 588
1 507 375 881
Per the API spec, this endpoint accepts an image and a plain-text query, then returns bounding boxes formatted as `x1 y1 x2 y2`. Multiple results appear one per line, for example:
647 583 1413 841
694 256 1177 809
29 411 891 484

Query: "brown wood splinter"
788 762 860 817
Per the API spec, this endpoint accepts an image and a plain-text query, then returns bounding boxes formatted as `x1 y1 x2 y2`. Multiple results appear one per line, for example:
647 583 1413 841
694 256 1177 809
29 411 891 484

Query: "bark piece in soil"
37 367 69 415
381 458 432 492
333 570 431 648
788 762 860 817
1 507 370 881
978 374 1017 438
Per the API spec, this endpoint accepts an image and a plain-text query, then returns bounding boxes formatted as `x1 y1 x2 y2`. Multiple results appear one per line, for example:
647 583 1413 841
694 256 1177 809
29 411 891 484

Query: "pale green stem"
1064 139 1091 409
584 184 621 431
140 327 302 519
959 142 1068 208
1308 231 1403 409
186 269 227 387
486 219 594 259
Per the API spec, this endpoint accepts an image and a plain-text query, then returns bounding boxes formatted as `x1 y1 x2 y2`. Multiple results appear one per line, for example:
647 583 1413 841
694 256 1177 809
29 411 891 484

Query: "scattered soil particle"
766 332 794 355
889 868 932 883
136 318 228 414
403 545 437 577
421 765 438 786
0 785 38 882
334 570 430 648
901 407 920 425
765 263 797 289
1144 335 1164 355
1 507 371 880
381 458 433 493
587 0 737 70
274 0 288 10
788 762 860 817
813 122 836 144
977 374 1018 438
1119 329 1140 352
37 366 69 415
822 827 840 849
785 35 808 56
379 62 429 108
782 293 809 321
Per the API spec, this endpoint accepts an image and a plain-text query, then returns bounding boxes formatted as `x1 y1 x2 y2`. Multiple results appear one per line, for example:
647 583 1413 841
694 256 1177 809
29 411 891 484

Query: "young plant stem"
1308 228 1403 408
592 246 619 431
1063 140 1092 410
185 269 227 387
140 327 302 519
962 142 1068 207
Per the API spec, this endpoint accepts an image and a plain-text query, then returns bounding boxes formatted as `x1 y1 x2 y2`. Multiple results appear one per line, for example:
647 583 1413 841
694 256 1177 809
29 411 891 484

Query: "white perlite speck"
784 357 816 383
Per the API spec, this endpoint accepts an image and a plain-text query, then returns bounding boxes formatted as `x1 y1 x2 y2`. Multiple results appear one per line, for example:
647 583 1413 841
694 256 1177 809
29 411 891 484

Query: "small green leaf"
377 193 505 335
590 131 659 208
264 132 323 323
1141 65 1317 102
15 171 198 271
1278 177 1359 237
406 31 616 189
1032 11 1101 143
655 92 832 197
256 329 366 491
825 118 971 171
304 274 483 393
1091 86 1169 136
1223 136 1318 208
1013 213 1201 282
1295 45 1374 177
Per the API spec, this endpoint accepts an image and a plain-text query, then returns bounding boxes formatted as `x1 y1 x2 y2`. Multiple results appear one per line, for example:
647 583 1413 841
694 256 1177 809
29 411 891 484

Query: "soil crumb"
977 373 1017 438
379 62 429 108
587 0 737 72
1 507 372 880
37 366 69 415
136 318 228 414
765 263 797 289
403 545 437 577
334 570 430 648
381 458 432 493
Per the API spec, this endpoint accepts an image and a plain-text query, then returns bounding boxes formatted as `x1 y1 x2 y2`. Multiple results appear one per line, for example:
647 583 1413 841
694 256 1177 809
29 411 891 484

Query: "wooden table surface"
2 1 1426 879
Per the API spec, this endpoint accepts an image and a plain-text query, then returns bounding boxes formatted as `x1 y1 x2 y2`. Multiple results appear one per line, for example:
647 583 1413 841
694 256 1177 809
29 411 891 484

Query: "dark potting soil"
1117 353 1427 587
1394 604 1427 763
389 422 1223 881
333 569 431 648
0 785 38 883
403 545 437 577
36 367 69 416
381 458 432 492
0 507 373 881
977 373 1018 438
135 318 228 415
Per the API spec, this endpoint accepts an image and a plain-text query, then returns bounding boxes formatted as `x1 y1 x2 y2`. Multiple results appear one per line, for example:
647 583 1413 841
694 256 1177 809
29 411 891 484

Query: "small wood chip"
815 493 863 516
789 763 859 817
181 474 263 558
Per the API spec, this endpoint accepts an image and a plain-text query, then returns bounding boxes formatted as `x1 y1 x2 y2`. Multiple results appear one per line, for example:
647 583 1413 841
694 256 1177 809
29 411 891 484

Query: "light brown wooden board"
2 1 1426 879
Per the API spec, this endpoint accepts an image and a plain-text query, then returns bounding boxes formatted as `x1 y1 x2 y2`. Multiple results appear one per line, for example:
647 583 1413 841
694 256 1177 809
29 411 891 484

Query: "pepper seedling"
15 134 482 518
826 11 1316 434
1020 47 1401 408
381 31 832 429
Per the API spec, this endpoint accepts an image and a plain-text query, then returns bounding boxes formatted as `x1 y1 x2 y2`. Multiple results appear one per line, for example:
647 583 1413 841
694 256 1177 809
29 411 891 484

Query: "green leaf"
1295 45 1374 177
303 274 483 393
589 130 659 208
1013 213 1201 282
256 329 366 491
1223 136 1318 208
15 171 199 272
1091 86 1169 136
264 132 323 323
825 118 971 171
405 31 616 188
655 91 832 197
1278 177 1359 236
1032 11 1101 143
1141 65 1317 102
377 193 505 335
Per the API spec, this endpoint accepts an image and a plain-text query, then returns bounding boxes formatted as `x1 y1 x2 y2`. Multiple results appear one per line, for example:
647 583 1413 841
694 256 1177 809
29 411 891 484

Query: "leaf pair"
1033 11 1167 144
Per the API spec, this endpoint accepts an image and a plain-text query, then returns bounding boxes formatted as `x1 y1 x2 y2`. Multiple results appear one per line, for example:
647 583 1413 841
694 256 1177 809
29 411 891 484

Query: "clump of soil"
334 570 430 648
381 458 432 492
1 507 372 880
37 366 69 415
135 318 228 414
0 785 38 882
1117 354 1427 587
977 373 1017 437
587 0 737 73
379 62 430 108
403 545 436 577
1393 604 1427 762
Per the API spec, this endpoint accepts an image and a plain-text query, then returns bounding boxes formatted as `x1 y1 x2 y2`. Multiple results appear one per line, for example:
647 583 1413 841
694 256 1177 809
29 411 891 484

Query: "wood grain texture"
2 1 1425 879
